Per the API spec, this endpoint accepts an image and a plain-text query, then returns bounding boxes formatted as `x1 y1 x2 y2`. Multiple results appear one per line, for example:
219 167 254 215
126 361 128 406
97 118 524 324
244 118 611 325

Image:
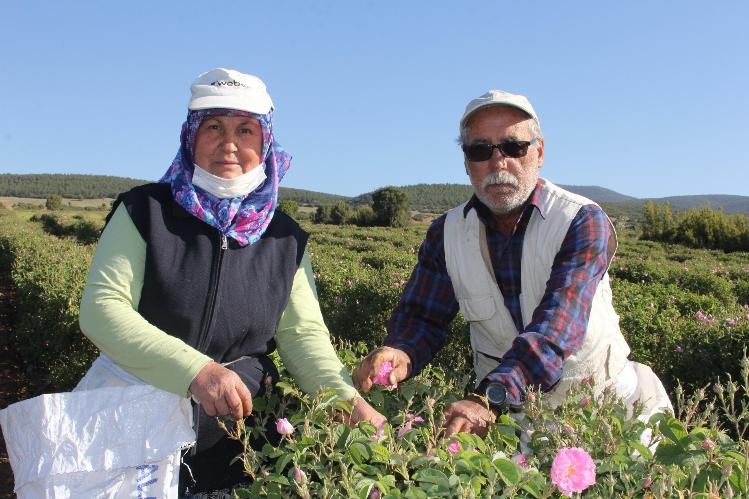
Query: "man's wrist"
474 379 509 414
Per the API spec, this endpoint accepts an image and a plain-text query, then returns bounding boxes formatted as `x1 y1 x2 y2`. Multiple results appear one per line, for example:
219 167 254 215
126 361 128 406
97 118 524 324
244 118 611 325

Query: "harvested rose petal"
372 361 396 389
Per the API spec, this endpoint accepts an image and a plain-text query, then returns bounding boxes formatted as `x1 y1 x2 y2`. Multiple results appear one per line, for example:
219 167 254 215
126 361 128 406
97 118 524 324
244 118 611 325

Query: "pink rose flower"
447 440 461 454
276 418 294 436
372 361 396 389
406 413 424 423
702 438 716 451
369 487 380 499
293 466 307 484
550 447 596 496
371 428 385 441
397 421 412 439
511 454 528 469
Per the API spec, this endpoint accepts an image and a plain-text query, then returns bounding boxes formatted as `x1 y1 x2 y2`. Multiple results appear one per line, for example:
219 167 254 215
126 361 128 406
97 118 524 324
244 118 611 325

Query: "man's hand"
189 361 253 420
442 397 497 437
353 346 412 393
342 397 388 428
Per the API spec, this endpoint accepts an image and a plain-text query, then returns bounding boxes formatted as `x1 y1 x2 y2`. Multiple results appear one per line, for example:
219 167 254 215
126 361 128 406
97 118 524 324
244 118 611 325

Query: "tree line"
280 187 411 228
641 201 749 252
0 174 146 199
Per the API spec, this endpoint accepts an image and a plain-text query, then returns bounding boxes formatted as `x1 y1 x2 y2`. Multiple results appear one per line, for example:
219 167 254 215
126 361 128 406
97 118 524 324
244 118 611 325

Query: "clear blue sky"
2 1 747 199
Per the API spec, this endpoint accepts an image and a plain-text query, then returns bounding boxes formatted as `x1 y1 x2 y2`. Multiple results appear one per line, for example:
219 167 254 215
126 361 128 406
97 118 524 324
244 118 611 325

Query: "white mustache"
481 172 519 189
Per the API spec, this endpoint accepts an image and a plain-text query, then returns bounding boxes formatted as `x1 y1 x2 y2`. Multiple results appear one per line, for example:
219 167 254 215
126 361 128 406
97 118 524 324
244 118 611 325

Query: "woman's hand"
189 361 253 420
346 397 388 428
353 346 412 393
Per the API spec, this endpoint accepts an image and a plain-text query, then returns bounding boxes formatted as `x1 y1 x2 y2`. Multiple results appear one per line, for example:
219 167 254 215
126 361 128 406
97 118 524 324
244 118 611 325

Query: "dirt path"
0 264 36 498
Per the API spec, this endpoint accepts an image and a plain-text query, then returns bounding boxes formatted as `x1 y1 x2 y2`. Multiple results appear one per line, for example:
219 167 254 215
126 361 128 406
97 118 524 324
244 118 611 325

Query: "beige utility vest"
444 179 631 405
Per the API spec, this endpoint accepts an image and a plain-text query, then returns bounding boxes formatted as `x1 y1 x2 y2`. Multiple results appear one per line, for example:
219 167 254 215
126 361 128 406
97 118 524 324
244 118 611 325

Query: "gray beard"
476 171 534 215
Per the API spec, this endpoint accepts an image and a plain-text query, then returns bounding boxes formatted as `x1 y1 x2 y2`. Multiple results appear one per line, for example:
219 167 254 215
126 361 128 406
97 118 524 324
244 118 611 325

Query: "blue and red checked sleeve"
383 215 459 374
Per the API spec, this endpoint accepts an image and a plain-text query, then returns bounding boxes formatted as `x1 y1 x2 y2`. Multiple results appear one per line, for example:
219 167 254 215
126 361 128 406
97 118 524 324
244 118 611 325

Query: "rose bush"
225 344 748 497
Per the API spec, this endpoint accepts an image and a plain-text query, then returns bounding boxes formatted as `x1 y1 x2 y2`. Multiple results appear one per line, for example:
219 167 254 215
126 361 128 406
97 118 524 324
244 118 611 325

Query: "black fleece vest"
112 184 308 452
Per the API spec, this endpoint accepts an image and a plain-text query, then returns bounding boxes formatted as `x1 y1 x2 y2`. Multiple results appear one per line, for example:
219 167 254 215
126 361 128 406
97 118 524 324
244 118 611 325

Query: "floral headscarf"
159 108 291 246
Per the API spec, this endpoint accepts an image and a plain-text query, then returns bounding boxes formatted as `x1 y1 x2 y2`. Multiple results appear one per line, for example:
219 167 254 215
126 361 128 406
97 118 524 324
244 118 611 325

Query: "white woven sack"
0 357 195 498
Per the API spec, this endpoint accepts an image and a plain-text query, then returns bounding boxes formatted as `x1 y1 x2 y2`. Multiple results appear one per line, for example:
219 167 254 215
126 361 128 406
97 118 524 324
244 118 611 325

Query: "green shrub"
0 212 97 389
277 200 299 218
641 202 749 252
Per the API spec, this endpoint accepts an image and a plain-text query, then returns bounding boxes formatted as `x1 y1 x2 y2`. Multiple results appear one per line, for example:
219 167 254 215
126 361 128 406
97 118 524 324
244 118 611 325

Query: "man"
353 90 671 437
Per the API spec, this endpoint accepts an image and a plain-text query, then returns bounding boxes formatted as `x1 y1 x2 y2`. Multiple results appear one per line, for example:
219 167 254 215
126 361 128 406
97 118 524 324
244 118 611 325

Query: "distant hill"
278 187 348 206
0 173 346 206
353 183 749 215
2 173 747 215
558 185 639 204
646 195 749 214
0 173 146 199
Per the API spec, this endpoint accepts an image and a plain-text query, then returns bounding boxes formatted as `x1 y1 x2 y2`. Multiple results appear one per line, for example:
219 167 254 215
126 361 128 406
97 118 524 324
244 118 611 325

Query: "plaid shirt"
384 180 615 405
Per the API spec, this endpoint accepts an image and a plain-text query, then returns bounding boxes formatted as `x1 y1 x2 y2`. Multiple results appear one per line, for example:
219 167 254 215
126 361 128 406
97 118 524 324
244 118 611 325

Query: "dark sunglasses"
462 138 538 162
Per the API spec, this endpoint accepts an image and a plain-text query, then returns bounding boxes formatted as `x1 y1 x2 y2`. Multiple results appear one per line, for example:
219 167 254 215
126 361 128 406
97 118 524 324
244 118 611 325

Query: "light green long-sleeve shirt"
79 204 358 401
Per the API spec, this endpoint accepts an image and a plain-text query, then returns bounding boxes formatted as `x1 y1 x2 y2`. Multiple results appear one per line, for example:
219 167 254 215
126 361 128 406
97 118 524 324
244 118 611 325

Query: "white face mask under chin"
192 163 267 199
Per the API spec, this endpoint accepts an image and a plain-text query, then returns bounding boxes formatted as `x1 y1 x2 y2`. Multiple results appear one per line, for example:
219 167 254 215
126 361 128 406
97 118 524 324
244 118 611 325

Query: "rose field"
0 205 748 498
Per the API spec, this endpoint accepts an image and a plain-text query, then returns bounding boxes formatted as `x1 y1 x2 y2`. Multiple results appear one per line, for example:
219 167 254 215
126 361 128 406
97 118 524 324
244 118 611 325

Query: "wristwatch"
474 379 508 414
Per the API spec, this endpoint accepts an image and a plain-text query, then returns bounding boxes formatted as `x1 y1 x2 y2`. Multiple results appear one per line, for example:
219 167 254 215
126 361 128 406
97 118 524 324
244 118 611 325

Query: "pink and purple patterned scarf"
159 109 291 246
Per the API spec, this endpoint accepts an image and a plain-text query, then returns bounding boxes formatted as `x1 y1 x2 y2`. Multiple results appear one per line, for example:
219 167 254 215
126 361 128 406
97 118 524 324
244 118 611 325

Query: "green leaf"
658 416 688 444
403 487 429 499
693 464 722 493
264 473 290 486
470 475 486 494
654 442 683 464
275 380 299 396
519 472 547 498
370 443 392 464
492 457 521 485
454 458 472 474
728 465 748 494
274 452 292 475
354 478 376 499
413 467 450 486
348 441 373 465
628 440 653 460
334 424 352 449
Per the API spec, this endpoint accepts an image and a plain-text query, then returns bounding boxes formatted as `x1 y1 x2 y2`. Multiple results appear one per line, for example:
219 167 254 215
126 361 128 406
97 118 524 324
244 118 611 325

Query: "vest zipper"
197 233 227 352
191 232 228 456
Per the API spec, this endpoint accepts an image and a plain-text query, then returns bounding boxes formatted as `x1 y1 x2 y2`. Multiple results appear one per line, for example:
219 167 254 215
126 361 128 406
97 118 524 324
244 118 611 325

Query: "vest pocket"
458 295 497 322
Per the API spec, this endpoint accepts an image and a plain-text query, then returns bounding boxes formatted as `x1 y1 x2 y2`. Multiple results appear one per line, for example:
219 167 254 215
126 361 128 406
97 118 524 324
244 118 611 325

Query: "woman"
78 68 385 493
